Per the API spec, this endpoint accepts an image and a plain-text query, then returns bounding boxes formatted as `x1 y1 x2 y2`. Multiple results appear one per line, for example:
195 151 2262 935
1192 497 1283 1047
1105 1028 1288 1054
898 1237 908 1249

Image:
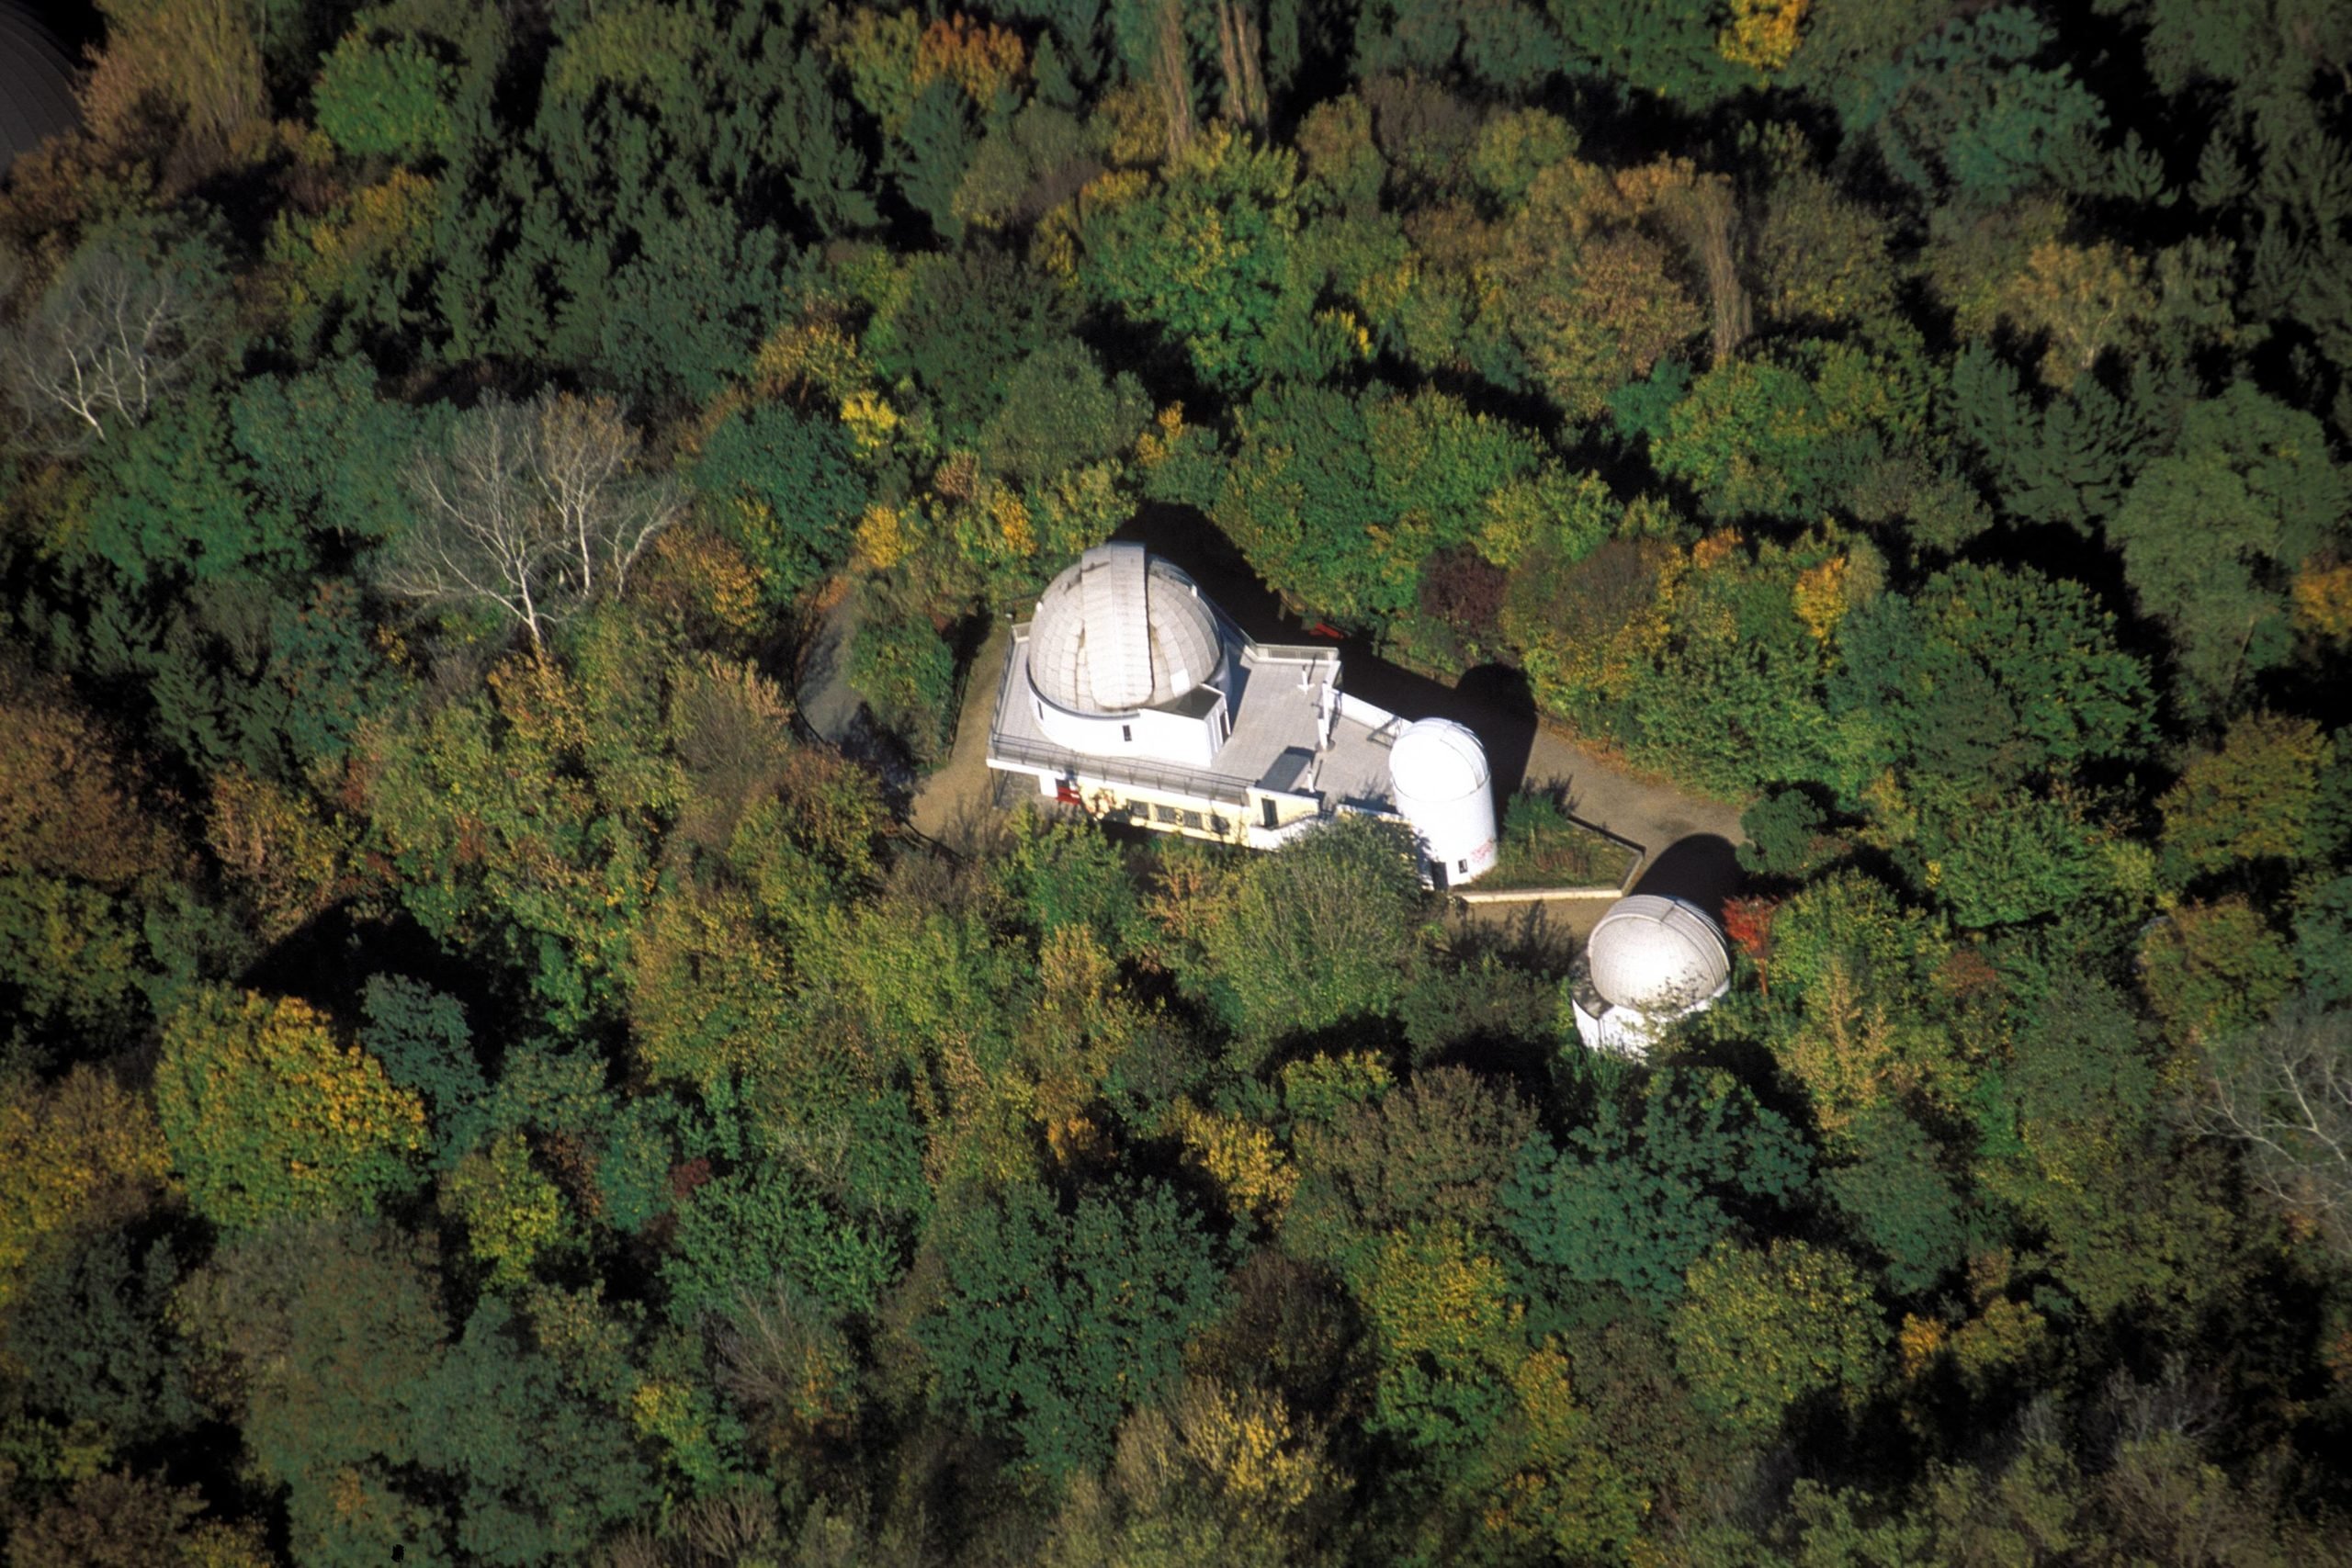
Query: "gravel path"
908 618 1012 845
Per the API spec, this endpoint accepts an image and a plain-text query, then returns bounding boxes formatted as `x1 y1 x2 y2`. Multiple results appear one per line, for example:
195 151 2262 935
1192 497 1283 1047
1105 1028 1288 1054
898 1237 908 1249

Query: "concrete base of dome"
1570 990 1726 1061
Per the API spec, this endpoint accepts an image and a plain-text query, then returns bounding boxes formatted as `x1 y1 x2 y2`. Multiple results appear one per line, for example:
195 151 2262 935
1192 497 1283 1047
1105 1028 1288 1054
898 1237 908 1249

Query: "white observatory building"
987 544 1499 886
1568 894 1733 1057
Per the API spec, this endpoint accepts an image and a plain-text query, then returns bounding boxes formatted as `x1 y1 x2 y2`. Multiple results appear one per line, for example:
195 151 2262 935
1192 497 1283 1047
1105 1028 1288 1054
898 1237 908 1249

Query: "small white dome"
1027 544 1223 715
1584 895 1732 1014
1388 718 1489 803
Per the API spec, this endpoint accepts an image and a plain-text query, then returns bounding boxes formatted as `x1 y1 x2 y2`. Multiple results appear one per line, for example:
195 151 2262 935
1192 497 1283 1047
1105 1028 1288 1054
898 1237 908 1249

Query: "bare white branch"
380 390 679 649
0 240 215 448
2192 1000 2352 1258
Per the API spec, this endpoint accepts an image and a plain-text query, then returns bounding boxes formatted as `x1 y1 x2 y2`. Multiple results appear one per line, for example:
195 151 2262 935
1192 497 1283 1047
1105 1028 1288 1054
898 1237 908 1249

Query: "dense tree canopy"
5 0 2352 1559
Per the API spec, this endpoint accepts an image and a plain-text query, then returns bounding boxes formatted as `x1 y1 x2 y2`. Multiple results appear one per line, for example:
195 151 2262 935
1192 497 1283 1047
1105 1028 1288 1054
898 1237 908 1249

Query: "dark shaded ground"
1114 503 1540 800
1629 832 1743 922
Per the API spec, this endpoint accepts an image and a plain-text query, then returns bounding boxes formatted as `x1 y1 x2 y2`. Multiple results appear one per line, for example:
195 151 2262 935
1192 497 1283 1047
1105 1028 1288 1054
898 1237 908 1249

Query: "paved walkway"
794 590 865 746
1517 726 1746 864
908 618 1012 845
1450 725 1747 956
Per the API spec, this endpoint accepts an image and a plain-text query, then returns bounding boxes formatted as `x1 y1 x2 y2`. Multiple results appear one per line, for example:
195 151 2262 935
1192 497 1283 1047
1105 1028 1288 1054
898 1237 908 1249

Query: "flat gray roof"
989 626 1405 816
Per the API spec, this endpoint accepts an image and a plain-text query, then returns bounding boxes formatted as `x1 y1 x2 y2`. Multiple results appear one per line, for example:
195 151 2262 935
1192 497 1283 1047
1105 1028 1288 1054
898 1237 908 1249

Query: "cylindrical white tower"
1388 718 1498 886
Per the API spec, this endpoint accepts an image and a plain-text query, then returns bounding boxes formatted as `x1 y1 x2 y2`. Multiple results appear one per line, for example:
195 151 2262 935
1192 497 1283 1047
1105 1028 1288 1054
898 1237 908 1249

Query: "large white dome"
0 3 78 175
1584 894 1732 1014
1027 544 1223 715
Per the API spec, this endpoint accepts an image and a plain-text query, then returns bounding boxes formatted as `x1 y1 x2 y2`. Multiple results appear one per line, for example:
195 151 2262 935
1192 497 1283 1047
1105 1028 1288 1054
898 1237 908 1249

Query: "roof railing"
986 733 1258 807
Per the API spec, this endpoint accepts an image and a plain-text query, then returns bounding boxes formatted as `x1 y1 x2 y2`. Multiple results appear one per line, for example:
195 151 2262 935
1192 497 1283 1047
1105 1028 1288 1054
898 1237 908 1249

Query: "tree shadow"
1629 832 1744 921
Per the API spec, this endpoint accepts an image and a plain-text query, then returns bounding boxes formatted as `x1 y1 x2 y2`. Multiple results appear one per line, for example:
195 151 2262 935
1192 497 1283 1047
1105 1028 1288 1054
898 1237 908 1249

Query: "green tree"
1502 1068 1813 1316
980 338 1153 490
442 1133 570 1287
1829 561 2151 921
922 1179 1227 1479
846 604 956 760
5 1471 267 1568
1821 1104 1966 1296
689 402 866 606
2108 381 2350 716
1841 9 2105 209
155 988 427 1231
1645 341 1924 523
874 246 1080 441
1288 1065 1537 1264
1950 344 2159 536
409 1298 662 1562
1739 786 1830 879
1668 1238 1887 1434
1179 815 1426 1069
359 975 490 1162
662 1161 896 1325
174 1219 452 1566
1077 125 1307 392
1830 564 2152 795
2160 712 2334 877
1546 0 1751 107
1214 381 1384 621
1977 969 2239 1322
312 30 458 160
361 627 678 1026
9 1228 197 1448
1352 1223 1524 1458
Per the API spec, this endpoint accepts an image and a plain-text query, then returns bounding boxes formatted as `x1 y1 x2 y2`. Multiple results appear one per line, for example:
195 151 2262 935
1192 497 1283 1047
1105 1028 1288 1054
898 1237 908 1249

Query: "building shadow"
1628 833 1743 921
1113 505 1541 801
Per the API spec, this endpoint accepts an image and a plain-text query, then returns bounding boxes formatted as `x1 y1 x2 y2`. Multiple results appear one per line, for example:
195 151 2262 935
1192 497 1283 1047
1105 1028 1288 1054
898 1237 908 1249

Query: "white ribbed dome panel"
1584 895 1732 1013
1027 544 1222 715
1 3 78 174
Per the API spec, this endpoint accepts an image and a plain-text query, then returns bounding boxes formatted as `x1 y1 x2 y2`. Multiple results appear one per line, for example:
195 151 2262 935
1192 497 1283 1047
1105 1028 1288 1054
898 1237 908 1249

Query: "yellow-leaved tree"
0 1066 174 1308
154 988 426 1231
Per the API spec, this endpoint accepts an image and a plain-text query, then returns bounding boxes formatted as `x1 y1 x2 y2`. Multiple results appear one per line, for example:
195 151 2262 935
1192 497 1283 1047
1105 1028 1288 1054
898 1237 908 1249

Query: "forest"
2 0 2350 1561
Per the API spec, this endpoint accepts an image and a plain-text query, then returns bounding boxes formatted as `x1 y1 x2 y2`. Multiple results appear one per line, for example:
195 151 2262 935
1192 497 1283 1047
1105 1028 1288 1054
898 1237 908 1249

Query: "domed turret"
1 3 79 176
1021 544 1235 766
1570 894 1733 1057
1027 543 1225 716
1387 718 1497 886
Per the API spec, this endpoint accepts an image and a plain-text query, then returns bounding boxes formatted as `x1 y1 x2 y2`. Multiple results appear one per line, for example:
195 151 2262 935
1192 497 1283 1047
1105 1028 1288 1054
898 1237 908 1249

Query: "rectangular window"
1261 799 1279 829
1155 804 1180 823
1181 810 1204 829
1121 724 1133 742
1457 858 1469 874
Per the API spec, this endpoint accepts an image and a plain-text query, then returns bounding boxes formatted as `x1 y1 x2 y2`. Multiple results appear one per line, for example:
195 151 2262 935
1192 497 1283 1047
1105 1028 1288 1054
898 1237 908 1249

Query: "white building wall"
1032 693 1224 768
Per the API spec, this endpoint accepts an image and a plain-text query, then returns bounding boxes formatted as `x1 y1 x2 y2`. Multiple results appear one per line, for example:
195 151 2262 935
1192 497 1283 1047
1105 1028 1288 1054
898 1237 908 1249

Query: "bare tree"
1657 175 1751 367
1154 0 1194 160
1215 0 1266 130
382 391 682 649
0 237 218 446
2194 998 2352 1258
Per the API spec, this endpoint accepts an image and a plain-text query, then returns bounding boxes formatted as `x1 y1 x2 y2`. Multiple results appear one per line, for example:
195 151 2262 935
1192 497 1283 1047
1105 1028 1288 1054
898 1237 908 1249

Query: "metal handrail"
987 733 1257 806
